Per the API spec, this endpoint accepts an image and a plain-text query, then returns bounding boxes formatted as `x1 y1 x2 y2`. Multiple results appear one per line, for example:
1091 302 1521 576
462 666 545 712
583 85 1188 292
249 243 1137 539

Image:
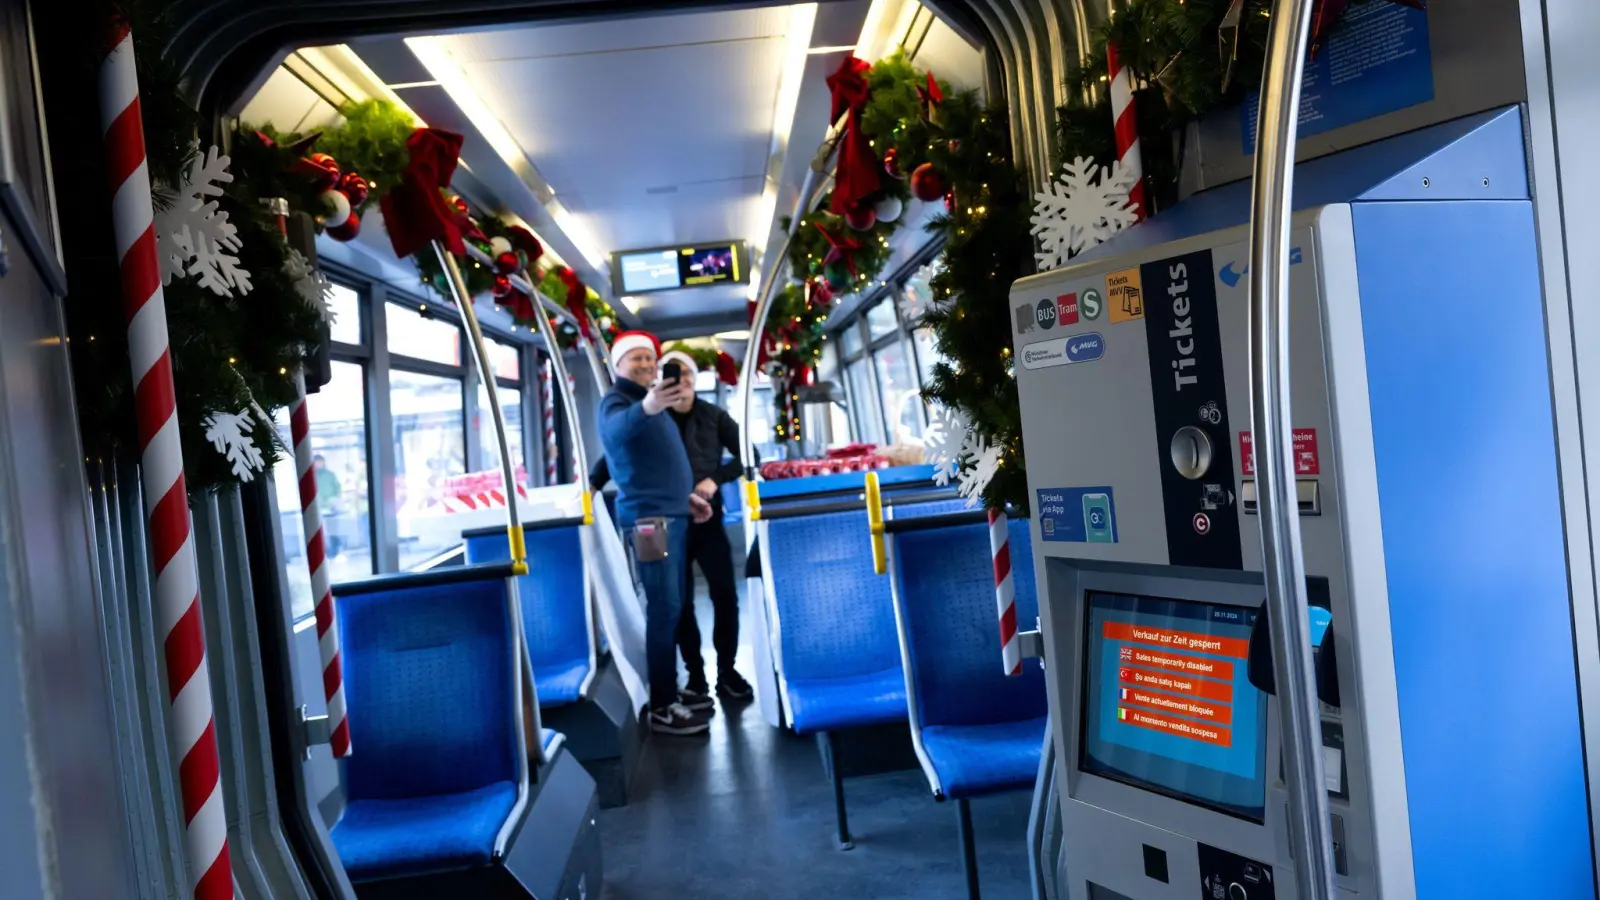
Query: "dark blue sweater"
598 378 693 526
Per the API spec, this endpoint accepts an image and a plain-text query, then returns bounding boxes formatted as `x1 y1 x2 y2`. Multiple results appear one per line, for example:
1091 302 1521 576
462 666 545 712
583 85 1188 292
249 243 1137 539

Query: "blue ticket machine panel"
1009 110 1593 899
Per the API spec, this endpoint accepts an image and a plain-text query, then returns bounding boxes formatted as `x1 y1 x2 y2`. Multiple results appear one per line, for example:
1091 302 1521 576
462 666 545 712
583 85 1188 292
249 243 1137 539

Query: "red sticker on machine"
1238 429 1320 477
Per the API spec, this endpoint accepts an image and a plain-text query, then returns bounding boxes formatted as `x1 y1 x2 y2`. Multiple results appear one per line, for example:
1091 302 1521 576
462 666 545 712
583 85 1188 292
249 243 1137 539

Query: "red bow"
915 71 945 116
715 351 740 387
503 289 536 323
815 222 864 277
556 266 592 339
508 225 543 264
825 57 882 217
381 129 467 260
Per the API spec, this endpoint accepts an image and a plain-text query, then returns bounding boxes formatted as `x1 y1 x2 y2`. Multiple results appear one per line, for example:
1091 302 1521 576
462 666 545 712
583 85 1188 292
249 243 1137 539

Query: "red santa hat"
609 330 662 374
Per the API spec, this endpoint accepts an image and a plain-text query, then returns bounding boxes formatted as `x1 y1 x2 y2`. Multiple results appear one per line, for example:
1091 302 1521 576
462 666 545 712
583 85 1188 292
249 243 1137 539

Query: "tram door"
0 0 142 895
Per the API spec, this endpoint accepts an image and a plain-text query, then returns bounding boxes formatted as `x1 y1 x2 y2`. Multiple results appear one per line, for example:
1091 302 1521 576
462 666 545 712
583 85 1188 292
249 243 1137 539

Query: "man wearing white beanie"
655 350 753 704
599 331 715 735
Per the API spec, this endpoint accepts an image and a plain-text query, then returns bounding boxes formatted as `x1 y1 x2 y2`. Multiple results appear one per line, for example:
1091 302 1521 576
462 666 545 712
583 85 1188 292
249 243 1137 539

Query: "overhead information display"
615 242 744 294
1080 591 1268 821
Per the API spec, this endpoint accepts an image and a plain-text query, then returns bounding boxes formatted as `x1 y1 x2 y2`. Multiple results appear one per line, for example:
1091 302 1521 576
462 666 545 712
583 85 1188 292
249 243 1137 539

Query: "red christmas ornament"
300 152 341 190
449 194 470 217
494 251 520 276
883 147 905 179
910 163 947 202
844 204 877 232
947 139 961 154
492 275 514 298
326 208 361 242
337 171 370 208
944 188 957 213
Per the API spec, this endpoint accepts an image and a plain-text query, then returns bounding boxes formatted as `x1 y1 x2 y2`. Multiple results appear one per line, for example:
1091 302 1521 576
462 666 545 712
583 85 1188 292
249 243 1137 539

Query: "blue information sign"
1242 3 1433 154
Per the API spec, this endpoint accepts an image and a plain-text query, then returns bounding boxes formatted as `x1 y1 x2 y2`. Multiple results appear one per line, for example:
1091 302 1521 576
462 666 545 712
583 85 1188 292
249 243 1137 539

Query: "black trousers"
676 517 740 684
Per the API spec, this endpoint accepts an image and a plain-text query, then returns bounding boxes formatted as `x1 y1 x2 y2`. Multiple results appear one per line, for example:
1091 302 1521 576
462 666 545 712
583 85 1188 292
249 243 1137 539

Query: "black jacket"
590 399 749 491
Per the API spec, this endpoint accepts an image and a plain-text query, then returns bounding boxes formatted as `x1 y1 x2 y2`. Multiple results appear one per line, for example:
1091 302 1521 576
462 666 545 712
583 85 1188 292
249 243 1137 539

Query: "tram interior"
6 0 1600 898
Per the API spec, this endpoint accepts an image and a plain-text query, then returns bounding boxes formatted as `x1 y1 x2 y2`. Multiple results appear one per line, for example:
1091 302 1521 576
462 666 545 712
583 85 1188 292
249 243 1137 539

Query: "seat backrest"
894 518 1047 729
465 526 589 668
339 576 519 801
767 498 966 682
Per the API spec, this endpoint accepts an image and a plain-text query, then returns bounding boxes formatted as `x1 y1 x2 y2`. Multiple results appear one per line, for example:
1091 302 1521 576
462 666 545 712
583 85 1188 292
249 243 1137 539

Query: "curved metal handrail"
1246 0 1336 896
434 242 528 576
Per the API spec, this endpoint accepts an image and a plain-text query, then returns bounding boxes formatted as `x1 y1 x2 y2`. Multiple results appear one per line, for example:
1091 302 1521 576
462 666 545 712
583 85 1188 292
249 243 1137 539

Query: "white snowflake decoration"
923 404 970 486
1030 156 1141 272
155 142 252 297
896 262 945 324
284 249 335 324
203 409 266 482
955 429 1004 508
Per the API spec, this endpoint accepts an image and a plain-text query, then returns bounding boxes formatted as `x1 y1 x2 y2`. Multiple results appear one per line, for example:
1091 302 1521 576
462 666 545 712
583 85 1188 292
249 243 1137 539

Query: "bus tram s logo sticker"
1036 297 1057 330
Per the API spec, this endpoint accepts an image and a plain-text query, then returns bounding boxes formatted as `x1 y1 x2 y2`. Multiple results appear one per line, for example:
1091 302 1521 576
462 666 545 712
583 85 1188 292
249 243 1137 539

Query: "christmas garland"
50 1 325 491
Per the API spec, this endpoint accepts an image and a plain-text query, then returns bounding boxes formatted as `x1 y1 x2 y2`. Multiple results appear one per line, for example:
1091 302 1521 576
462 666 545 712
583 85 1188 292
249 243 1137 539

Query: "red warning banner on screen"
1118 706 1232 747
1118 687 1233 725
1104 621 1249 659
1120 666 1236 702
1117 648 1234 681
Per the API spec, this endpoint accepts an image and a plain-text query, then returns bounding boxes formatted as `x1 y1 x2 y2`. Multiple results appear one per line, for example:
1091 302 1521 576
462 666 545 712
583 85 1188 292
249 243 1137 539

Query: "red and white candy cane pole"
989 510 1022 676
1106 42 1148 222
99 24 234 898
290 372 351 757
541 360 559 484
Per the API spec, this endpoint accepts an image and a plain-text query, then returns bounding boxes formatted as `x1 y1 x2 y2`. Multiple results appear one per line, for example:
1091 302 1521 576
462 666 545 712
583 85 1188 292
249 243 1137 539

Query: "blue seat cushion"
534 657 590 707
333 780 517 881
920 716 1048 799
786 668 906 734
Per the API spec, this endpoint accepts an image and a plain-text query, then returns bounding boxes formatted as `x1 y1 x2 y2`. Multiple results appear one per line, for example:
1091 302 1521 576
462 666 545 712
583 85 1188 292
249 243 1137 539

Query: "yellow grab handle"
508 523 529 576
744 478 762 521
581 489 594 526
865 470 886 575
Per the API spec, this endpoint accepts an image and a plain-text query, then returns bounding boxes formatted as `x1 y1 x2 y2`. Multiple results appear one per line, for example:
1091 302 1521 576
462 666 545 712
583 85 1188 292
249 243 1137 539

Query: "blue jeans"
631 516 689 710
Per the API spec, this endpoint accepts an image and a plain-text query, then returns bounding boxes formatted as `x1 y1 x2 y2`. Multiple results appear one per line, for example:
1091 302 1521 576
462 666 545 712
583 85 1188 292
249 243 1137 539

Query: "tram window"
477 383 527 482
846 359 883 445
865 298 899 341
386 302 463 366
913 327 943 386
875 338 924 444
486 337 521 381
693 370 716 393
270 361 373 617
390 369 468 570
327 283 363 346
840 322 863 358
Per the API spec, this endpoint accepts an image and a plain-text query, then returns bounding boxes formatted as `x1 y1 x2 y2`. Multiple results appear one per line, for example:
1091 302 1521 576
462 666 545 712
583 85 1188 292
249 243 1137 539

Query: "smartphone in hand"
662 360 683 387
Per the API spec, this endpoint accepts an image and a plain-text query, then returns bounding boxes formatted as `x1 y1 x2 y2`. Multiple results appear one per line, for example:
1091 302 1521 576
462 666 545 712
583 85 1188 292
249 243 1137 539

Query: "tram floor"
597 586 1037 899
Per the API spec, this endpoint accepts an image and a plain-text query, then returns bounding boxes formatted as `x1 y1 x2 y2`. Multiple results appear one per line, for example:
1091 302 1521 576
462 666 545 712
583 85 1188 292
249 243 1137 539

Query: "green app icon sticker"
1081 287 1104 320
1082 493 1114 543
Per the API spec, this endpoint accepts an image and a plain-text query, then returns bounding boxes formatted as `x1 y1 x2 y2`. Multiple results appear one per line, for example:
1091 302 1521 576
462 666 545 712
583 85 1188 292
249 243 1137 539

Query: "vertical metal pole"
434 242 527 575
1246 0 1335 897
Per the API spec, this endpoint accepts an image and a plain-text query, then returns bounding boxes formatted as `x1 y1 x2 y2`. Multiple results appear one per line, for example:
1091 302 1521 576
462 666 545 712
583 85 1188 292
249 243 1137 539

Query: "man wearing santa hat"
599 331 715 736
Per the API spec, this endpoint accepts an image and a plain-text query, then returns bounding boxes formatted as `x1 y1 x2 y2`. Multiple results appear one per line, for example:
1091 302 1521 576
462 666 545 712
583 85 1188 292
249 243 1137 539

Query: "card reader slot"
1239 479 1319 515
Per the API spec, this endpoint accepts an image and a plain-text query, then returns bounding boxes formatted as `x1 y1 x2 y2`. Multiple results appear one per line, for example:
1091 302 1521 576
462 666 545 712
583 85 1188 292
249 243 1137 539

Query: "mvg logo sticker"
1021 333 1105 370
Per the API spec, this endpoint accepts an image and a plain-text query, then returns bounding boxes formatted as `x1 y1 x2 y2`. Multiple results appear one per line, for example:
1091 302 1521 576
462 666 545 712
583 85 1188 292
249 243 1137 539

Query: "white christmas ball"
490 236 513 257
873 195 904 224
321 190 352 228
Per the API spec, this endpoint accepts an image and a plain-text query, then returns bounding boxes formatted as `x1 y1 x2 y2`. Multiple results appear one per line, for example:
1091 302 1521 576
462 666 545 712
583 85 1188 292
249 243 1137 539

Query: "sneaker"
717 669 754 700
650 703 711 736
678 688 715 713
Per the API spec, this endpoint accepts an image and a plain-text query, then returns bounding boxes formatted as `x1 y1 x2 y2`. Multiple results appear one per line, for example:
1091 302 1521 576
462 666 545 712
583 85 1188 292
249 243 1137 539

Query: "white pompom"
490 236 513 257
873 195 904 224
321 190 351 228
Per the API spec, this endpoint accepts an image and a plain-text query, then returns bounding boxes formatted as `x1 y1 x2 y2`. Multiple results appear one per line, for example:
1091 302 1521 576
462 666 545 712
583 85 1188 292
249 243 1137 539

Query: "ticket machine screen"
1080 591 1269 821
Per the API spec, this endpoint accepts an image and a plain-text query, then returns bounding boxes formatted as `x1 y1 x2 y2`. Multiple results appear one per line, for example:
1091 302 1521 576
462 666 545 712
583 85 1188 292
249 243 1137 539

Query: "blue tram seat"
759 490 964 849
765 498 966 735
330 564 604 896
331 566 527 882
890 514 1047 898
464 519 596 708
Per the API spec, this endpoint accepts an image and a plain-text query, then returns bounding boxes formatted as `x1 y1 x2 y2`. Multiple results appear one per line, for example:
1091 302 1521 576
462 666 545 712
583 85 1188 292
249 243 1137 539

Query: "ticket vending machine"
1010 106 1595 899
